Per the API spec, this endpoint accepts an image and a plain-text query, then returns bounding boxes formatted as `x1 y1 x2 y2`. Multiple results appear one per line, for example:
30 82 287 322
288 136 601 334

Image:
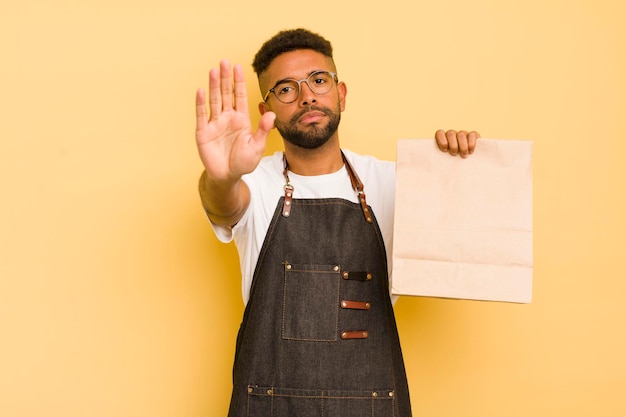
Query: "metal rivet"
286 264 292 270
285 201 290 206
365 303 371 309
284 211 290 216
342 271 348 279
341 332 347 339
389 391 394 397
286 192 292 197
366 273 372 280
267 389 273 395
372 391 378 398
333 265 339 271
341 301 347 307
363 331 368 337
248 387 253 393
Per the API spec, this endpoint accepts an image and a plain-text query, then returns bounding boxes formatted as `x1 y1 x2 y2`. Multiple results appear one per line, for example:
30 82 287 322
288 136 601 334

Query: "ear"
258 101 270 115
337 81 347 112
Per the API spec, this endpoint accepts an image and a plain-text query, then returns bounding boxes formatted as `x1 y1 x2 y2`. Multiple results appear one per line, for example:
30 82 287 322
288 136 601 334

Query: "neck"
283 138 344 176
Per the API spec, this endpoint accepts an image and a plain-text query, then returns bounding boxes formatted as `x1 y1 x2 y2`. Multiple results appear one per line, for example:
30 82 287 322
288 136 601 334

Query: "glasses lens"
307 71 334 95
273 80 299 103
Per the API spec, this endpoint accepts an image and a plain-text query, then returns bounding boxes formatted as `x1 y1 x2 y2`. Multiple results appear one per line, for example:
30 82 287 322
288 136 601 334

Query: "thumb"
249 111 275 153
257 111 276 137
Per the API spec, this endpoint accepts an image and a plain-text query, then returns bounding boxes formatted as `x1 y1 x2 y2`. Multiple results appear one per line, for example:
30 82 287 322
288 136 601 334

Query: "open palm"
195 60 275 183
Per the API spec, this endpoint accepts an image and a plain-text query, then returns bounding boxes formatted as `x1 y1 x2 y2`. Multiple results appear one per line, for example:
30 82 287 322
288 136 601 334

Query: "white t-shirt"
212 150 396 304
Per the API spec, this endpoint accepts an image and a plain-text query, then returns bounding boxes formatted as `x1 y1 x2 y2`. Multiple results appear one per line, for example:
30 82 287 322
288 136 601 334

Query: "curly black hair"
252 28 334 75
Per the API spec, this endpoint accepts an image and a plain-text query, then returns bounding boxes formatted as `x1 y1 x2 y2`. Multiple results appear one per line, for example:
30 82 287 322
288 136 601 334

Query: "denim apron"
228 152 412 416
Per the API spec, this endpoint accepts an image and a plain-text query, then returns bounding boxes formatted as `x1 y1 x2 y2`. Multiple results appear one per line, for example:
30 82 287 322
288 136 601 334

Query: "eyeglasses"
263 70 338 104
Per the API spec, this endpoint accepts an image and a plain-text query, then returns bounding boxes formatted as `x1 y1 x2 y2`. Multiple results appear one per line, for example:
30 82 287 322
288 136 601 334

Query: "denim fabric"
228 197 411 416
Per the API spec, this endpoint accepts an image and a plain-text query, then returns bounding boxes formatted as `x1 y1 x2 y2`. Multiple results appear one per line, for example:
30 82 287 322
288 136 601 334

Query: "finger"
233 64 249 114
435 129 448 151
195 88 208 130
467 131 480 154
208 67 221 121
445 130 459 156
220 59 233 111
456 130 469 158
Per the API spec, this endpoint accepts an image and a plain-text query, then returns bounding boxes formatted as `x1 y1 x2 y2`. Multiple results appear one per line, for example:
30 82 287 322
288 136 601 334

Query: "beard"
274 105 341 150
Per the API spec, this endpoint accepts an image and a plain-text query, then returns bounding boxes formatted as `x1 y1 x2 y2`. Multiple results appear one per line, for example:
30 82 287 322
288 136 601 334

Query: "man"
195 28 479 416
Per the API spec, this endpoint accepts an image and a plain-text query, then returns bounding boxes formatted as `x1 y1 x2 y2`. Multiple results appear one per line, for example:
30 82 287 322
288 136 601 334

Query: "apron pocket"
247 385 395 417
282 263 341 342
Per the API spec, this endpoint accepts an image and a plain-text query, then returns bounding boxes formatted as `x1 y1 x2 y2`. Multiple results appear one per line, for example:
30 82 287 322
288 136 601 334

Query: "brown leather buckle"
341 330 369 339
341 300 371 310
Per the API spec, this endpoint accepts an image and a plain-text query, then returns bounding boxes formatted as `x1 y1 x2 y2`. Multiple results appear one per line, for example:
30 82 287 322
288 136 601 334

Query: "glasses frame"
263 70 338 104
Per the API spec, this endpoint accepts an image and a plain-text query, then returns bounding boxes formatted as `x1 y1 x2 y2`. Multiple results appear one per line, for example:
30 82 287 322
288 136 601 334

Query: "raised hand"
195 60 276 226
195 60 275 184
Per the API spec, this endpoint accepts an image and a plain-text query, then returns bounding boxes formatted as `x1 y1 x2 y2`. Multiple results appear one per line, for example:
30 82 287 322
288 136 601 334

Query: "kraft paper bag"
391 139 533 303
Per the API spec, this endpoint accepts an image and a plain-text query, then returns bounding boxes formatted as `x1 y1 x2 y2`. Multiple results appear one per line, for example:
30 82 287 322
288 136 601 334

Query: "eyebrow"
271 69 327 86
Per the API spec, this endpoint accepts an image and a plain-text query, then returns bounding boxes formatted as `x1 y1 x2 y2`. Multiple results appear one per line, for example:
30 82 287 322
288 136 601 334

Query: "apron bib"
228 153 411 416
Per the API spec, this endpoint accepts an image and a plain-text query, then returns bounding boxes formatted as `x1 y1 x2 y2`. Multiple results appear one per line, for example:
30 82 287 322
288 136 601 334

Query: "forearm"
198 170 250 228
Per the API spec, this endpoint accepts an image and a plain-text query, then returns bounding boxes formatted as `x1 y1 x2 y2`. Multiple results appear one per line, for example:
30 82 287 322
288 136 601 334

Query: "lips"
298 110 327 124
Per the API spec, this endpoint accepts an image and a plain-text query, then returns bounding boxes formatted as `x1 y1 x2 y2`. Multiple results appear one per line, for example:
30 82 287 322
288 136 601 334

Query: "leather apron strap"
281 150 373 223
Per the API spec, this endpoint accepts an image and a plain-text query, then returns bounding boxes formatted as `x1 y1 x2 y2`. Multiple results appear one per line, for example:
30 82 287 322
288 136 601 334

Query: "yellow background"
1 0 624 416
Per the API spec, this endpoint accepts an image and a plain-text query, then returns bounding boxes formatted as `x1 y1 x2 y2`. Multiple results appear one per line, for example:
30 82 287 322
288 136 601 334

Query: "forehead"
260 49 336 86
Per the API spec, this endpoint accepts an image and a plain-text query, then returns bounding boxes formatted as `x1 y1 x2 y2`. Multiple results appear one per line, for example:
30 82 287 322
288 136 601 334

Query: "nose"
298 81 317 106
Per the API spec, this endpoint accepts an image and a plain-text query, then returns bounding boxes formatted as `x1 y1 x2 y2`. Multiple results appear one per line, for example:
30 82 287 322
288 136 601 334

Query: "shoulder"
342 149 396 181
233 152 284 241
341 149 396 212
239 151 285 218
342 149 396 243
343 149 395 167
